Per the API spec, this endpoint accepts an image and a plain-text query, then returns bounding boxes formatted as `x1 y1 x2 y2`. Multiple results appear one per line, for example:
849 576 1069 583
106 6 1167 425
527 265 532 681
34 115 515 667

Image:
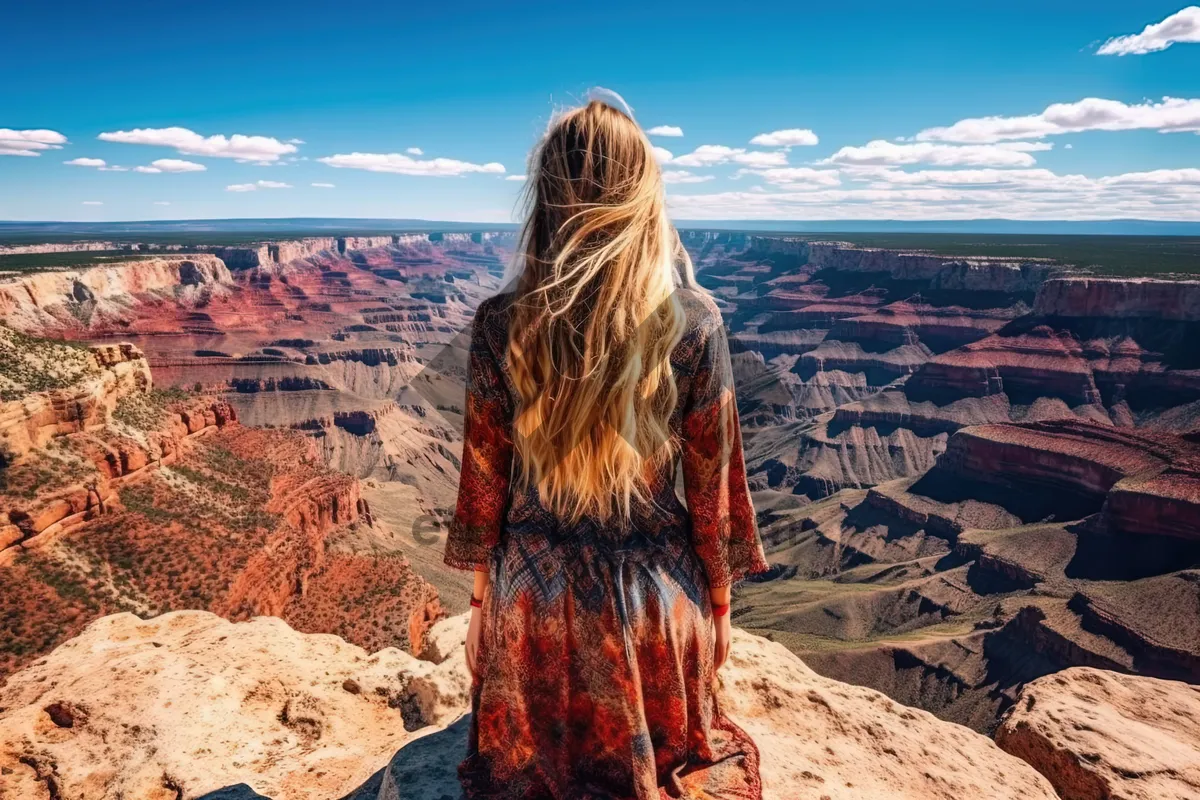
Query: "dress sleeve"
680 318 769 588
444 308 514 571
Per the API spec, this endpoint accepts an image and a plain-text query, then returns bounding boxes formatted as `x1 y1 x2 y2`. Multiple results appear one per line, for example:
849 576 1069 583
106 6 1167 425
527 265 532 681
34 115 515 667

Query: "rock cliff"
996 667 1200 800
0 256 233 334
0 611 1060 800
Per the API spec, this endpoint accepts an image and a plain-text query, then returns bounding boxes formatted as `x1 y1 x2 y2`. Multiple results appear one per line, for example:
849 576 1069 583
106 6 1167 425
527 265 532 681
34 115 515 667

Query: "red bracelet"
469 595 483 609
712 603 730 617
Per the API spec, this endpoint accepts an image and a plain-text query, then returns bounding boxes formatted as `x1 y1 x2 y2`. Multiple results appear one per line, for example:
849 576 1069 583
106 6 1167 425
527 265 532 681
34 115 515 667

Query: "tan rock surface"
719 627 1058 800
996 667 1200 800
0 611 1058 800
0 611 471 800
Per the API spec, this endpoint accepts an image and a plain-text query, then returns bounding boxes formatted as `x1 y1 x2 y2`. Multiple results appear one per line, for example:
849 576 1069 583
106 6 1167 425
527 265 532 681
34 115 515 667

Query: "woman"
444 93 768 800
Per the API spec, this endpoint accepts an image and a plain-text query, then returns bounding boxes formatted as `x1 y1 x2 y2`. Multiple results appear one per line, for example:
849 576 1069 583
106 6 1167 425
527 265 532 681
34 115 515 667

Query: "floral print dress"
444 288 769 800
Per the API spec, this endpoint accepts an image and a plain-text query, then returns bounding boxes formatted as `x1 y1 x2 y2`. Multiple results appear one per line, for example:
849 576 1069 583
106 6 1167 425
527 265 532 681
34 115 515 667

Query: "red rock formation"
1034 276 1200 321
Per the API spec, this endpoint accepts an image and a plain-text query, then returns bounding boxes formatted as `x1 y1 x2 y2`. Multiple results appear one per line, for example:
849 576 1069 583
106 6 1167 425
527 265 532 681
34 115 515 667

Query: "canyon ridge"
1 229 1198 799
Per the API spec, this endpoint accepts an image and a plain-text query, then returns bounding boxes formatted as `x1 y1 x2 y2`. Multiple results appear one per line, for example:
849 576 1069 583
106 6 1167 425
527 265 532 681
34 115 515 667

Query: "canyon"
1 229 1199 797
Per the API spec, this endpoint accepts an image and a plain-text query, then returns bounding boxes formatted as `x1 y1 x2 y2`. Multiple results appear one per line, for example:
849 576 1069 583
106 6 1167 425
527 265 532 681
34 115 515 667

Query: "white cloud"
98 127 298 161
670 146 737 167
287 138 305 144
647 125 684 137
665 166 1200 222
226 179 293 192
0 128 66 157
311 182 336 188
154 201 171 205
732 150 789 167
147 158 206 173
1098 6 1200 55
749 128 819 147
504 174 527 182
734 167 842 187
81 201 103 206
652 146 674 165
317 152 505 177
661 170 715 184
134 166 161 174
65 157 107 168
916 97 1200 143
406 147 424 155
820 139 1049 167
1098 167 1200 186
670 145 788 168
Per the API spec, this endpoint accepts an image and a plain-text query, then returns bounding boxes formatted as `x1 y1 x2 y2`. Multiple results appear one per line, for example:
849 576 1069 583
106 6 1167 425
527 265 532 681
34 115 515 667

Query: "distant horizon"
3 217 1200 238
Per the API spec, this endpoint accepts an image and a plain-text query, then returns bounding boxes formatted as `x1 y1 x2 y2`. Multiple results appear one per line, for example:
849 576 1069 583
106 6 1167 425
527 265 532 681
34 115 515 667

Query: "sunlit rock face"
0 612 1060 800
996 668 1200 800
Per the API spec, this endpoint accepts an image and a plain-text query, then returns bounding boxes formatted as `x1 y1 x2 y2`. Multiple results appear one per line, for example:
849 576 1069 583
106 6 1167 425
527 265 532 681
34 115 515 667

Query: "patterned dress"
444 288 769 800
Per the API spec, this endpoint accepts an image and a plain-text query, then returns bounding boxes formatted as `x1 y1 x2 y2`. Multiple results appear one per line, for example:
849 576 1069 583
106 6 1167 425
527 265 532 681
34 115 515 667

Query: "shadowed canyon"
2 230 1198 799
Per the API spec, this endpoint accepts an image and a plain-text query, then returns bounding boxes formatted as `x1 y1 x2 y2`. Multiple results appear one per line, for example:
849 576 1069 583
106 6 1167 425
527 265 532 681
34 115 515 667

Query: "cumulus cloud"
1098 6 1200 55
226 179 293 192
504 174 527 182
287 138 306 144
916 97 1200 143
317 152 505 177
734 167 842 187
406 147 424 155
662 170 715 184
98 127 298 161
65 157 107 168
0 128 66 157
665 166 1200 222
146 158 206 173
311 182 336 188
646 125 684 137
749 128 818 147
670 145 788 168
820 139 1049 167
652 146 674 165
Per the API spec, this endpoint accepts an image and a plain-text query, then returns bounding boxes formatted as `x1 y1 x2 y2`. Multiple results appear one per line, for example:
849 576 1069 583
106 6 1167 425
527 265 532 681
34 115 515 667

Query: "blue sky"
2 0 1198 222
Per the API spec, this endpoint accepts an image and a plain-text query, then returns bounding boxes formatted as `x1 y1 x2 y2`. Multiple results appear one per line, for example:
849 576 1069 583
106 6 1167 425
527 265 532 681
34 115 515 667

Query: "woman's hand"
713 611 732 671
465 568 489 678
465 604 482 677
710 584 732 671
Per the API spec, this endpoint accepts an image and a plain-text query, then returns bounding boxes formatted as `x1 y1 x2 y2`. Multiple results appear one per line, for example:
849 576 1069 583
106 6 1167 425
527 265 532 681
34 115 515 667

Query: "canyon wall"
0 255 233 333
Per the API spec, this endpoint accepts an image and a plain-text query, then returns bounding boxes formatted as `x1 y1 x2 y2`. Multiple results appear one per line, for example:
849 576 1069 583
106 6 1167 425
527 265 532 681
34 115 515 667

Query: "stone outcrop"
995 668 1200 800
0 339 151 457
937 419 1200 538
1034 276 1200 322
0 256 233 333
0 611 1059 800
0 611 472 800
807 242 1067 292
1 397 237 561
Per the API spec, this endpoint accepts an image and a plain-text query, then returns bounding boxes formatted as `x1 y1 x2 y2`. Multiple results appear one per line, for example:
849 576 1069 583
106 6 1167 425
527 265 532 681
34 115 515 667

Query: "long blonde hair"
507 97 696 523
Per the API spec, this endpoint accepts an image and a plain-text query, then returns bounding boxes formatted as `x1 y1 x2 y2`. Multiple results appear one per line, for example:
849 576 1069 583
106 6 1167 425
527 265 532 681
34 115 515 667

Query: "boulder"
996 667 1200 800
